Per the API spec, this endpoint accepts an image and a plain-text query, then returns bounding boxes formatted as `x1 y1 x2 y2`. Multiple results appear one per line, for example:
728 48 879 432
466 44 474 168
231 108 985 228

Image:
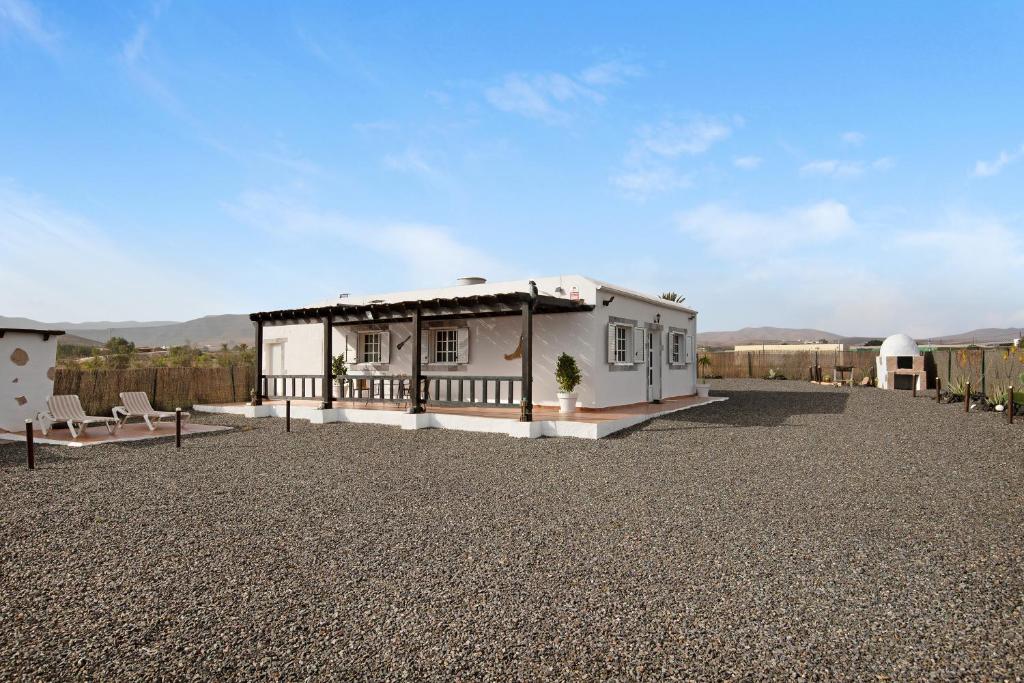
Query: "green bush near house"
331 354 348 378
555 353 582 393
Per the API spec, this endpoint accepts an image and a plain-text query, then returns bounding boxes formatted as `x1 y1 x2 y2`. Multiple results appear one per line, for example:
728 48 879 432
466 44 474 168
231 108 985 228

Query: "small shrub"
947 376 969 399
766 368 787 380
555 353 582 393
697 354 712 382
331 354 348 378
988 387 1009 408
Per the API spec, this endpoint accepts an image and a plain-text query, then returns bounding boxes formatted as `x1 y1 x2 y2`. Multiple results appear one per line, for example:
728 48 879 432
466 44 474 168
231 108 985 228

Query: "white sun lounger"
113 392 189 431
39 395 119 439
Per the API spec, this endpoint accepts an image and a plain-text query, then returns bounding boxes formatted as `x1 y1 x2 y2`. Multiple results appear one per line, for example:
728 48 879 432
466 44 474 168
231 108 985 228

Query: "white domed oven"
875 333 925 391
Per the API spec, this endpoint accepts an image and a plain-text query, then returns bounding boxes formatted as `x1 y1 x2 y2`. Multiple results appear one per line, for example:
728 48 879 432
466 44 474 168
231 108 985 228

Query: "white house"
246 275 700 419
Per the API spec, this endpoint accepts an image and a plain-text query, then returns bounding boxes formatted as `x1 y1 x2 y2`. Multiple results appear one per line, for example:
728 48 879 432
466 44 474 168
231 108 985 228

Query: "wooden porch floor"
241 394 712 424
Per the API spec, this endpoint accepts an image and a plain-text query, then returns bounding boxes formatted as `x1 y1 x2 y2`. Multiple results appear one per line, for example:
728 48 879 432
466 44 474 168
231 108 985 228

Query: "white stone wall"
0 332 59 431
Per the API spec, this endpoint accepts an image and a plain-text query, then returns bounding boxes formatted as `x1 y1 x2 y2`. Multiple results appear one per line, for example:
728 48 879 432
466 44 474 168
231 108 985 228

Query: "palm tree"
660 291 685 303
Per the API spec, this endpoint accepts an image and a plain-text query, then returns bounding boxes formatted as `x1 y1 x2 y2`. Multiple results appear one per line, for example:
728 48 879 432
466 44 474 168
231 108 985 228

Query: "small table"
833 365 855 387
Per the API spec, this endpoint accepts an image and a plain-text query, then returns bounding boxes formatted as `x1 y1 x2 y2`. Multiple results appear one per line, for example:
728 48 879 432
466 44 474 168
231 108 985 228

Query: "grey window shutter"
633 327 645 364
456 327 470 364
685 334 694 364
420 331 430 364
380 331 391 364
607 323 617 364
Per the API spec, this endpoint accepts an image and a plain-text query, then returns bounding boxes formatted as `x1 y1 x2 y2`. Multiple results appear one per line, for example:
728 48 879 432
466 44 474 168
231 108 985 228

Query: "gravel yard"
1 379 1022 680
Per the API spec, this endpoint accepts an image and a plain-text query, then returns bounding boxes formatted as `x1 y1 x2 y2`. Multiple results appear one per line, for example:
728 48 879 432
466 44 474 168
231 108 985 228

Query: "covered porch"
250 287 594 421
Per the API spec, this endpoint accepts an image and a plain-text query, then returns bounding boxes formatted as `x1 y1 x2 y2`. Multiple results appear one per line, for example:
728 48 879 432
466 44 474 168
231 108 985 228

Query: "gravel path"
1 380 1022 680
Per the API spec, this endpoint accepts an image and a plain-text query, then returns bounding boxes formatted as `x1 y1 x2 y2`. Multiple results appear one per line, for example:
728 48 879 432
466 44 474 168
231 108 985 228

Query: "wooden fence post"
1010 385 1015 425
286 399 291 432
747 352 753 378
964 382 970 413
175 408 182 448
25 419 34 470
936 377 941 402
981 351 986 397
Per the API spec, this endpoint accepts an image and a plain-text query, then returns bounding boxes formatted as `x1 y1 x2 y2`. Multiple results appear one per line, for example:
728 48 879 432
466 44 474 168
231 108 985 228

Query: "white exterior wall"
1 332 59 431
256 275 698 409
586 291 697 407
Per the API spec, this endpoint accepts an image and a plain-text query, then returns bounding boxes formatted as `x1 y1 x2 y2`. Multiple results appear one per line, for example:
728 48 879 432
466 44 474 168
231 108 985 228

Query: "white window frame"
670 332 682 364
614 325 629 364
360 331 382 364
433 328 459 364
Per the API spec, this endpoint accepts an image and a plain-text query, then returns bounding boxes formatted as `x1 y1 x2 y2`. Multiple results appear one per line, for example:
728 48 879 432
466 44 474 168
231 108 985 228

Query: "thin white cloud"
578 60 643 85
840 131 866 146
224 189 511 286
117 3 191 121
897 211 1024 270
382 148 456 190
872 156 896 171
612 114 734 200
677 201 855 255
0 183 223 320
733 155 762 170
0 0 59 51
484 60 639 123
973 144 1024 177
800 159 864 178
485 73 600 123
121 22 149 64
611 167 692 201
636 116 732 158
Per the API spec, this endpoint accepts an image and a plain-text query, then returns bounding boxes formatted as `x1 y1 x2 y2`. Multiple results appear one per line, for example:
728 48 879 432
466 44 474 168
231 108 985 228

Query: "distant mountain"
1 314 253 348
698 327 853 348
921 328 1023 345
0 316 179 331
698 326 1022 348
59 333 104 347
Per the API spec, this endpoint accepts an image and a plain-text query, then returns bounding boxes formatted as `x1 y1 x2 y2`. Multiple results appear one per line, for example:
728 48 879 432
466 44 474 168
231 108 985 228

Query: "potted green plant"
555 352 582 413
696 354 712 397
331 353 348 397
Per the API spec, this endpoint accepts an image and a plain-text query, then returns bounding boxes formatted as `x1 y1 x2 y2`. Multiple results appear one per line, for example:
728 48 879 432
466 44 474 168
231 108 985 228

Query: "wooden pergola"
249 288 593 422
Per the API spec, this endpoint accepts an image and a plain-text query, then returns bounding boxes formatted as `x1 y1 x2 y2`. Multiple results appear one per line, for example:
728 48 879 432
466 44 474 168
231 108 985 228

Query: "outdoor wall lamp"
654 314 661 323
602 296 615 306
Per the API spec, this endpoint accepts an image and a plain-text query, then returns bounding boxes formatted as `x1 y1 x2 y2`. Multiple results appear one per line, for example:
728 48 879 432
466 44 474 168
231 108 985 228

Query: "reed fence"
703 347 1024 396
53 365 255 416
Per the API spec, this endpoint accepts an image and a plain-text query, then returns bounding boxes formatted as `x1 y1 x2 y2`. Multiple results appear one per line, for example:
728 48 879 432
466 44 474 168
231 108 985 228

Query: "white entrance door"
265 341 285 396
647 330 662 402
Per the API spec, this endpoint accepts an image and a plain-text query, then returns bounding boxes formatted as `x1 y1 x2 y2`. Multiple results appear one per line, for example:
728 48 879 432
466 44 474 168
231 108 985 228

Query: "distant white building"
733 342 844 353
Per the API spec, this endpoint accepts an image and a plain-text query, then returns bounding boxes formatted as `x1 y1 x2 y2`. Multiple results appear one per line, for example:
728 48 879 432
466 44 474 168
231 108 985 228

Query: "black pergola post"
253 320 264 406
520 299 533 422
408 306 424 414
321 313 333 409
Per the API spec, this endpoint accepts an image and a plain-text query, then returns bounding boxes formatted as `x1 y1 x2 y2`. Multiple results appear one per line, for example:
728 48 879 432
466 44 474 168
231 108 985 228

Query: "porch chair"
113 391 190 431
38 395 119 439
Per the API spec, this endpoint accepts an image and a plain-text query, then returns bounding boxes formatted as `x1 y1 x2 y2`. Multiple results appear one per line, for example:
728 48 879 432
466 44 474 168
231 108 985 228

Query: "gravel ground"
1 379 1022 680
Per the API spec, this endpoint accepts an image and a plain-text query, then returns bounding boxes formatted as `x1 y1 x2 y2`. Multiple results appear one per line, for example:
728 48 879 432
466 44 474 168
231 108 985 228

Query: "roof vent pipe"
457 276 487 286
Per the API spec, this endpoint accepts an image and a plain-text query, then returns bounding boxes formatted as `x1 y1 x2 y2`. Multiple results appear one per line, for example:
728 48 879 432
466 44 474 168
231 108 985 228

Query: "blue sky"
1 1 1022 336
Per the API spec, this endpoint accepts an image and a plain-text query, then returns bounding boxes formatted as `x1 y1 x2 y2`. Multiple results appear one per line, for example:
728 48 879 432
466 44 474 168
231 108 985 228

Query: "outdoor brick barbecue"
875 333 925 391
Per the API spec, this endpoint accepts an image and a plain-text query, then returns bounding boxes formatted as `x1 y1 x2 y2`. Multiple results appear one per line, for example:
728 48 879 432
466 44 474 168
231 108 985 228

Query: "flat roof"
0 328 65 339
251 292 594 325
